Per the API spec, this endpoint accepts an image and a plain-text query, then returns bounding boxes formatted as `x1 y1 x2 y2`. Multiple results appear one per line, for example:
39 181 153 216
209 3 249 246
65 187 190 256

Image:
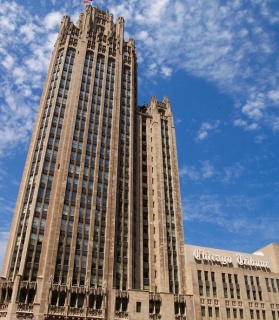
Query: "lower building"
184 242 279 320
1 242 279 319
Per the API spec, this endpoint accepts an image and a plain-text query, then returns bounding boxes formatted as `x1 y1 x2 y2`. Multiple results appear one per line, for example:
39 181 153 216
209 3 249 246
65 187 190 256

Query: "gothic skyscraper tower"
0 6 187 320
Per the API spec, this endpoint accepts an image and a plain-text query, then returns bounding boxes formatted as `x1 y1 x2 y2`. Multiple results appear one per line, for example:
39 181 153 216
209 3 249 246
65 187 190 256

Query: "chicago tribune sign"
193 249 270 269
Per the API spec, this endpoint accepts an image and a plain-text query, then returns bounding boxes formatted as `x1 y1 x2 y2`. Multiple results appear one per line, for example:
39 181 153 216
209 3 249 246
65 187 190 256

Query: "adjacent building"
0 5 279 320
185 243 279 320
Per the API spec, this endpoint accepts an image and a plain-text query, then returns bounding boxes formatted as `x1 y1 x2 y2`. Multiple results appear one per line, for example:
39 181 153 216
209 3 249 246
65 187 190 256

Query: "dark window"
136 302 141 313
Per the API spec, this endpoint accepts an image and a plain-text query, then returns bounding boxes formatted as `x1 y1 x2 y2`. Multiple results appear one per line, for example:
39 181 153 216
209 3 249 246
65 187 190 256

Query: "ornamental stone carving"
149 292 161 301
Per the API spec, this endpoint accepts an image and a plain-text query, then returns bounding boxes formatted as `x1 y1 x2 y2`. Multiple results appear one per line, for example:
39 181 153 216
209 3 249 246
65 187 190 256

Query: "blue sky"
0 0 279 267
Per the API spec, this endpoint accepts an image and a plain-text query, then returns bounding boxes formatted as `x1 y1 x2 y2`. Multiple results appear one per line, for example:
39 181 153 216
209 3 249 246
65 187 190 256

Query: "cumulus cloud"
242 95 266 120
234 119 260 131
44 11 64 30
222 163 245 184
201 160 215 179
160 65 172 77
268 89 279 102
233 119 247 127
196 120 220 141
254 134 267 143
1 54 14 69
101 0 279 131
180 165 200 182
0 2 66 158
0 231 9 270
244 123 259 131
180 160 244 185
182 193 279 238
180 160 216 182
0 0 279 160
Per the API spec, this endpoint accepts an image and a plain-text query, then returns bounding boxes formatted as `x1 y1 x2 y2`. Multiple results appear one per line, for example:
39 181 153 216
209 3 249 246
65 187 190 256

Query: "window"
136 302 141 313
237 289 241 299
234 274 238 284
250 310 254 319
199 286 203 296
201 306 205 317
233 308 237 319
215 307 219 318
222 273 226 283
226 308 231 318
208 307 212 317
240 309 244 319
211 272 215 282
224 288 228 298
247 290 251 300
213 287 217 297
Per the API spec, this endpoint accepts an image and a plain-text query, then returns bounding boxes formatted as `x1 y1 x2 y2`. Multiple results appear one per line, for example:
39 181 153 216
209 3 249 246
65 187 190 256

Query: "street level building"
184 243 279 320
0 5 187 320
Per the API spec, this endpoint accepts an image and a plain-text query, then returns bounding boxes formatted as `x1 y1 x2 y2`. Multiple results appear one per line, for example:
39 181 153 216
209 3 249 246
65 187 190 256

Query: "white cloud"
20 24 36 43
268 89 279 102
182 193 279 238
0 0 278 161
44 11 64 30
242 95 265 120
0 2 66 158
99 0 279 131
233 119 260 131
180 160 244 185
201 160 215 179
180 160 215 181
1 54 14 69
196 131 208 141
180 165 200 182
160 66 172 77
254 134 267 143
196 120 220 141
244 123 259 131
0 167 8 181
233 119 247 127
0 232 9 270
137 30 149 41
175 118 182 125
222 163 245 184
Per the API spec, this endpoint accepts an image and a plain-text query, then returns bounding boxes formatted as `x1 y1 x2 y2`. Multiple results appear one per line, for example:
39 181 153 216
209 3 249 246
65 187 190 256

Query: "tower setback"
0 5 186 320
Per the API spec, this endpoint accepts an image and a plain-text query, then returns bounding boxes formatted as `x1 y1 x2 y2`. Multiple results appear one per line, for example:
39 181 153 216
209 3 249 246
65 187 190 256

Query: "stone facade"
184 243 279 320
0 5 186 320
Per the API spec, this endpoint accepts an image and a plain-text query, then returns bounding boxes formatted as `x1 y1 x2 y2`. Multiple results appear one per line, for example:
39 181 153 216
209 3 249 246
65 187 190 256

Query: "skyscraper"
0 5 187 320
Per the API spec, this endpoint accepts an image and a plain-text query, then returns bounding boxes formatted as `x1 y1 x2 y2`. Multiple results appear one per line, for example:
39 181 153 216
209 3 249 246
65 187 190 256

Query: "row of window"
200 306 269 319
114 67 131 291
161 119 178 294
